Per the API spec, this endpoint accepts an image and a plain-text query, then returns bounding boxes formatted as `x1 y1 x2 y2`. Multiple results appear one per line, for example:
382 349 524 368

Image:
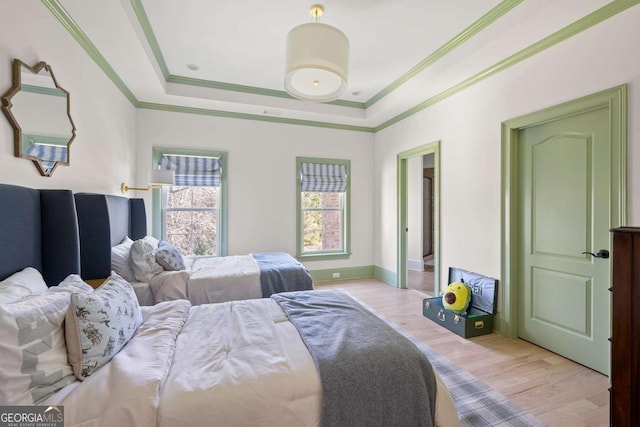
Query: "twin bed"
73 193 313 305
0 183 458 426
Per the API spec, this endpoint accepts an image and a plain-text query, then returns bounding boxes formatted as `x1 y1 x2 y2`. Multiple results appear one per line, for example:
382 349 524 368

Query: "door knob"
582 249 609 259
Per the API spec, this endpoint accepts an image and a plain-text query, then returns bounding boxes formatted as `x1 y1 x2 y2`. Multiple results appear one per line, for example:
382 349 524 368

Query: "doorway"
501 85 627 375
406 154 435 294
398 141 440 295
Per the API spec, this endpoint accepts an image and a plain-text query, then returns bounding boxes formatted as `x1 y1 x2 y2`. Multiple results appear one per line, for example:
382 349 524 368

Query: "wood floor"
316 278 610 427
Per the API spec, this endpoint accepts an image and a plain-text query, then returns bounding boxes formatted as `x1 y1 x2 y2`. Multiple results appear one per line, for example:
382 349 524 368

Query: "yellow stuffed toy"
442 281 471 314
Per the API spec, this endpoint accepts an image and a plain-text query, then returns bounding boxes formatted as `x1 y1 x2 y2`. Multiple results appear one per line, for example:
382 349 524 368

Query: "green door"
518 107 610 375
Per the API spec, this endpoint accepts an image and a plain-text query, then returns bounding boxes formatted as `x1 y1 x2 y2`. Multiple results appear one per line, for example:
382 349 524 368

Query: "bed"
73 193 313 305
0 183 458 426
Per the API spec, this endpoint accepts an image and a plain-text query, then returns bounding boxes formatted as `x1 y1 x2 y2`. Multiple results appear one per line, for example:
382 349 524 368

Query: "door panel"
530 268 591 336
518 107 610 374
532 134 590 257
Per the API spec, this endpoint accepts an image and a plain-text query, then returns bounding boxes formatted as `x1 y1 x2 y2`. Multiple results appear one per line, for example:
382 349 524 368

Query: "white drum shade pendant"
284 5 349 102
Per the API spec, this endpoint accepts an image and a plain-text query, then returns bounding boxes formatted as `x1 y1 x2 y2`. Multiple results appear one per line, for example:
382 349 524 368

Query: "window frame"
152 147 228 257
296 156 351 260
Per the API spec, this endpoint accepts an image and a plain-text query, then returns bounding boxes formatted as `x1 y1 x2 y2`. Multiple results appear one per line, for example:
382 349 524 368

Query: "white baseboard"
408 258 424 271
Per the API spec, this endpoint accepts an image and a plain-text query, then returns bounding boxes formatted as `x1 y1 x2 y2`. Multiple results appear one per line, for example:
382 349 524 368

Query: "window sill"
296 252 351 261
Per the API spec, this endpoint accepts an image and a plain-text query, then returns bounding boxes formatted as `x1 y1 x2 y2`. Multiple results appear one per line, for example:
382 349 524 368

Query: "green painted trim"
167 75 366 109
138 102 375 133
397 141 441 293
366 0 523 108
132 0 364 109
297 253 352 262
296 157 351 259
41 0 370 131
45 0 638 134
310 265 374 282
41 0 139 105
152 146 229 256
376 0 640 132
500 84 627 338
21 84 66 97
130 0 520 110
373 265 398 287
129 0 170 79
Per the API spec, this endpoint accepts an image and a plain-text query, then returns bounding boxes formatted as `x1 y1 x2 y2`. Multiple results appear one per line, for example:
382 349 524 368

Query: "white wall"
374 6 640 288
0 0 136 193
135 109 375 270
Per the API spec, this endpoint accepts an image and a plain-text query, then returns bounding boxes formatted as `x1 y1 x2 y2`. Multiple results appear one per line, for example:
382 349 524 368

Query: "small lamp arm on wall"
121 170 175 194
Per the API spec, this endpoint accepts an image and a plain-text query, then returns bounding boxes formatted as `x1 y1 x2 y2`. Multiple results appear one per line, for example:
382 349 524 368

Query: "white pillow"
0 267 48 303
111 237 135 281
143 235 159 248
49 274 94 294
65 274 142 380
129 238 163 282
0 292 76 404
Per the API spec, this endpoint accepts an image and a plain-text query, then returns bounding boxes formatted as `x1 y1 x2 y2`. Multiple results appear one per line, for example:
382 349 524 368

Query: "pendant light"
284 4 349 102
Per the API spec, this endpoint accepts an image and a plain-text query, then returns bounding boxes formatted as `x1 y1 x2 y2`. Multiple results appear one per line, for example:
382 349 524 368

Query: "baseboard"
310 265 374 282
309 264 400 287
373 265 397 286
408 258 424 271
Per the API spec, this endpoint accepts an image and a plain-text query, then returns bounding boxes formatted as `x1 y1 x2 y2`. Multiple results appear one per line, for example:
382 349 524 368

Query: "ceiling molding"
130 0 366 110
138 102 375 133
165 75 367 109
42 0 640 134
375 0 640 132
129 0 521 109
42 0 138 105
365 0 523 109
129 0 170 79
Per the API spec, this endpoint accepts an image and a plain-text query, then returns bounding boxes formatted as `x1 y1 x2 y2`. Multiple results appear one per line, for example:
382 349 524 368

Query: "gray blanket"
252 252 313 296
272 290 436 427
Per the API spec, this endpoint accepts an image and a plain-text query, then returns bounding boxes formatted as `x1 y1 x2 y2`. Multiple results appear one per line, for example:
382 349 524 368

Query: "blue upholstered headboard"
0 184 81 286
74 193 146 280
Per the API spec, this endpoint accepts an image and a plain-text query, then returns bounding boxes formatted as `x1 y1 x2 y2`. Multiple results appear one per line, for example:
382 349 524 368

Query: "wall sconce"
121 170 175 194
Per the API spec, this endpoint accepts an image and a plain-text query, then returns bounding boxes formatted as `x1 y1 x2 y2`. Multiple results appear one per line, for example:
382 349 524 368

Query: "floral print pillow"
155 241 186 271
65 273 142 380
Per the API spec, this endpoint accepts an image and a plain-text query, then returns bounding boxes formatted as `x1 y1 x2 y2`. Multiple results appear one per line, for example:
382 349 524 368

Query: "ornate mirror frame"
1 59 76 177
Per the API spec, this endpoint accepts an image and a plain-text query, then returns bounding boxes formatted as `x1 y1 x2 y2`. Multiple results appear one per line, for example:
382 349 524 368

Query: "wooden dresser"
610 227 640 426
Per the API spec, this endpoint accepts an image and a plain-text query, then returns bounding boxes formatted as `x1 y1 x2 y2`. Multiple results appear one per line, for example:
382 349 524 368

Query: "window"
296 157 350 259
153 148 227 257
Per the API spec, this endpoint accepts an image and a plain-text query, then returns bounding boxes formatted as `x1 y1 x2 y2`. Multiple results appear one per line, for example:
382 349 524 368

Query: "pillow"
0 292 76 404
49 274 94 294
0 267 48 303
143 235 160 249
111 237 135 281
65 274 142 380
129 238 163 282
156 241 186 271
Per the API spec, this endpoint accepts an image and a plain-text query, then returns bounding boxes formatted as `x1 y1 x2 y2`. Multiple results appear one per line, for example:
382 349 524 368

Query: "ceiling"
52 0 613 130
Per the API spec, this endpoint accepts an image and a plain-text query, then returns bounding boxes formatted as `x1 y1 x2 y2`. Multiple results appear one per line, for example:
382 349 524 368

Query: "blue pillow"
155 241 186 271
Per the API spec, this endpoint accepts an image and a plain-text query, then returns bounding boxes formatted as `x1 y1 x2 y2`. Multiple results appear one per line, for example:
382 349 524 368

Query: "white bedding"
148 255 262 305
47 298 458 427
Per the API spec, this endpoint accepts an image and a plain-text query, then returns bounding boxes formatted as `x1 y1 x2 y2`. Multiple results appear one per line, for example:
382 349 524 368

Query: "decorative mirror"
1 59 76 177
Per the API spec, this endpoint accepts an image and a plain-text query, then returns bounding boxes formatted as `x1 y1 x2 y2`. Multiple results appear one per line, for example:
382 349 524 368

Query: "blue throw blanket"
252 252 313 297
272 290 437 427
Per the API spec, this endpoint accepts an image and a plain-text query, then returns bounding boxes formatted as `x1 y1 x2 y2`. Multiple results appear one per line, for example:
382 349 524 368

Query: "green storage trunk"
422 267 498 338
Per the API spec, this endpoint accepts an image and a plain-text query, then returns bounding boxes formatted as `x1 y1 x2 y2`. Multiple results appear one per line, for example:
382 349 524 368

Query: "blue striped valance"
157 154 222 187
300 162 347 192
24 143 68 171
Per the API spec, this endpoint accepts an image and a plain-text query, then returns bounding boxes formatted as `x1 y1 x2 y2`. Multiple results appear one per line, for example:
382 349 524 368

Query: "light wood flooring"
408 269 434 294
316 278 609 427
